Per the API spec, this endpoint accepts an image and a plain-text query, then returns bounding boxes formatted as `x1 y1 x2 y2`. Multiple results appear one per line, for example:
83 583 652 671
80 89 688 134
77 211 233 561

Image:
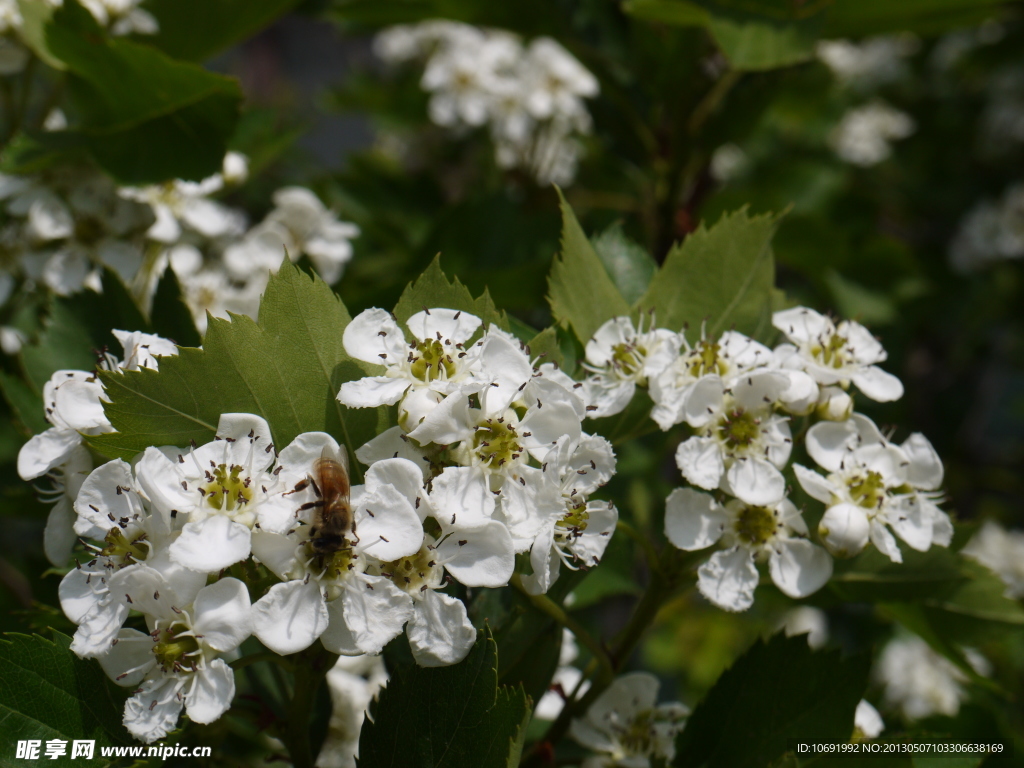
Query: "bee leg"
284 477 311 496
299 500 324 511
309 477 322 498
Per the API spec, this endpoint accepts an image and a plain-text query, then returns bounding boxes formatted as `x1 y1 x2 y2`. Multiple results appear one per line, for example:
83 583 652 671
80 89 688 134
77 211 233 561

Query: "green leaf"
87 261 380 471
524 327 565 372
823 0 1010 37
358 630 531 768
391 256 509 333
0 370 48 435
829 546 967 604
20 270 149 391
623 0 710 26
149 268 202 348
547 190 631 347
635 208 778 341
0 631 130 764
43 0 242 183
674 632 870 768
591 223 658 307
143 0 301 62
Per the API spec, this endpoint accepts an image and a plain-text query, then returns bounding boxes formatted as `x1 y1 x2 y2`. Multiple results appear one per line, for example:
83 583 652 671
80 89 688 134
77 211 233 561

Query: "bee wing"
320 443 351 505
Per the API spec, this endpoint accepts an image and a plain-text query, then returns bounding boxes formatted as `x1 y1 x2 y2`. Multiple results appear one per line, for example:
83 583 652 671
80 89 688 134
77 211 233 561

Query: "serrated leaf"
0 631 130 765
547 190 631 347
591 223 658 307
149 268 201 348
43 0 242 183
829 546 967 604
524 327 564 371
392 256 509 333
87 262 380 474
674 632 870 768
358 630 531 768
636 208 778 341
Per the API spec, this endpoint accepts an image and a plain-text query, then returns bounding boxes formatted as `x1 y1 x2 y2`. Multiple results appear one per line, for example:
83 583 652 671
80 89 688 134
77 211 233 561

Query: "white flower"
570 672 687 768
674 371 793 506
60 457 205 658
780 606 829 650
136 414 281 573
854 699 884 739
250 437 423 657
38 446 92 566
773 306 904 402
650 329 780 431
338 307 482 426
949 184 1024 272
795 415 951 561
316 655 388 768
581 315 676 419
875 634 987 721
830 101 915 167
665 488 832 612
962 520 1024 599
224 187 359 285
98 575 250 743
522 434 618 595
816 36 917 90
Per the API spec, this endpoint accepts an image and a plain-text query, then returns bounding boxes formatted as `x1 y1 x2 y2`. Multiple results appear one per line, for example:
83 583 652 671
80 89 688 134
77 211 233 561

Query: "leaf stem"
511 573 614 686
282 643 338 768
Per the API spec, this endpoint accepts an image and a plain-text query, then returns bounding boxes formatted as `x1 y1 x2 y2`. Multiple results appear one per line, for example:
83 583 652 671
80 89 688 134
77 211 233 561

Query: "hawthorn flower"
794 415 951 561
60 457 204 658
249 439 424 657
137 414 281 573
854 700 885 740
674 371 793 506
79 0 158 35
961 520 1024 598
337 307 482 425
316 655 388 768
830 101 915 167
665 488 832 611
98 574 251 743
773 306 903 402
522 434 618 595
224 187 359 285
570 672 688 768
581 315 676 419
650 329 785 431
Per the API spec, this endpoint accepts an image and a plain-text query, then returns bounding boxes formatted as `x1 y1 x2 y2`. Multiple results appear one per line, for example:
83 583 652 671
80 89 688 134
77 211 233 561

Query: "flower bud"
816 385 854 421
818 503 870 558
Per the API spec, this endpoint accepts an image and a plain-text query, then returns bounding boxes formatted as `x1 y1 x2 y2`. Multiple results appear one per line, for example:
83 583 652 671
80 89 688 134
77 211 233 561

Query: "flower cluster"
374 21 599 185
829 101 916 167
948 182 1024 272
576 306 948 611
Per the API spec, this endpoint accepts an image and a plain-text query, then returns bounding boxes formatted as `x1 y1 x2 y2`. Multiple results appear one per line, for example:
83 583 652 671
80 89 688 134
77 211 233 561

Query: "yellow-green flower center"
474 418 522 470
555 504 590 542
848 470 886 510
618 709 657 755
380 545 438 594
687 340 724 378
611 341 646 378
305 542 356 577
812 334 849 369
152 622 200 673
409 339 457 382
200 463 253 512
718 409 759 450
733 505 777 547
99 528 149 564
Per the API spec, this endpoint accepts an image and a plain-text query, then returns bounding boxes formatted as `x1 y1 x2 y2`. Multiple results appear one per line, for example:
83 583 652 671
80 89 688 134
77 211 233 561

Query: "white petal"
169 517 252 572
250 531 300 580
407 590 476 667
436 520 514 587
585 317 634 366
365 457 426 511
580 378 634 419
855 700 885 739
356 426 431 477
106 564 175 620
888 500 932 553
213 413 275 472
769 539 833 598
193 578 252 653
181 198 237 239
664 488 726 551
59 566 104 625
52 378 109 431
675 437 724 491
805 419 859 472
320 597 362 655
185 658 235 724
850 366 904 402
901 433 943 490
431 466 495 529
519 399 582 463
71 599 131 659
343 308 405 366
697 546 759 612
406 308 481 345
477 331 533 413
793 464 835 504
406 390 475 446
732 370 788 411
870 519 903 563
17 428 81 480
340 575 414 654
252 580 329 655
773 306 829 344
354 484 424 561
124 677 183 744
521 523 559 596
338 376 411 408
44 497 77 567
135 446 193 519
724 458 786 507
682 375 724 427
98 628 155 686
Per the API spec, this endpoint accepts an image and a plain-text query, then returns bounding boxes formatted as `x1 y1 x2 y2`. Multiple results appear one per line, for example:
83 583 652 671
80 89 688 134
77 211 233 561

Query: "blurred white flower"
830 102 915 166
962 519 1024 598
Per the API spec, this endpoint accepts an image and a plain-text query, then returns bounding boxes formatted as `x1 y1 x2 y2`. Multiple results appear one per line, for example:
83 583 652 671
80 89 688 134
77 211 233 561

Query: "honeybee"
294 444 355 554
